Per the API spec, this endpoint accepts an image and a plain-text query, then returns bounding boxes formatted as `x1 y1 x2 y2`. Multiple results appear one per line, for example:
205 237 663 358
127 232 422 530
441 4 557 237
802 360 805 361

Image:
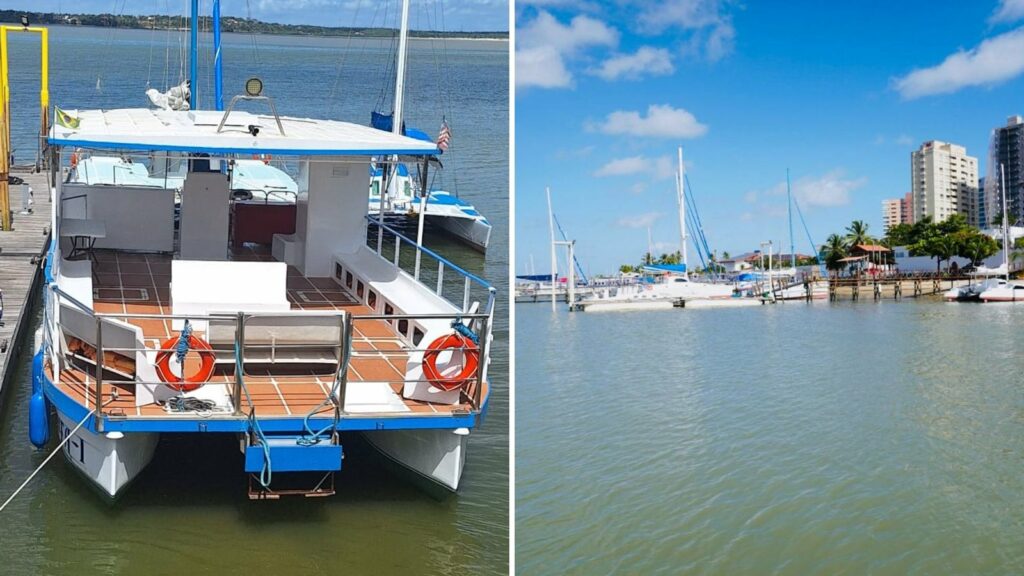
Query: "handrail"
366 214 493 291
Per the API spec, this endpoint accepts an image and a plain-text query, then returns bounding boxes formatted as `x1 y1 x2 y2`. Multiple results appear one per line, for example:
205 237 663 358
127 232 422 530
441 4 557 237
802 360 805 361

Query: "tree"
845 220 873 247
619 264 636 274
918 234 958 272
884 222 915 247
956 231 998 266
937 213 969 235
821 234 848 276
722 250 731 260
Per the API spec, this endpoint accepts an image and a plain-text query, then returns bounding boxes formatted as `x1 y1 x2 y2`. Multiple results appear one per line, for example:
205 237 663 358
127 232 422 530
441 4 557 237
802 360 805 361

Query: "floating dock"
0 168 51 396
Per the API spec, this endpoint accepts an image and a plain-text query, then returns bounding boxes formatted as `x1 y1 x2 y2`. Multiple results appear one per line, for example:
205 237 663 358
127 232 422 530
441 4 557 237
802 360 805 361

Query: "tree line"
821 215 1000 274
0 11 508 39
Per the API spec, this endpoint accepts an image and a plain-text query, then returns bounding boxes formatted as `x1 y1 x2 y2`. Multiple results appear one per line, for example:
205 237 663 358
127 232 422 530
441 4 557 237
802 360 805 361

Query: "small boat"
577 270 736 311
944 266 1006 301
979 281 1024 302
368 163 492 252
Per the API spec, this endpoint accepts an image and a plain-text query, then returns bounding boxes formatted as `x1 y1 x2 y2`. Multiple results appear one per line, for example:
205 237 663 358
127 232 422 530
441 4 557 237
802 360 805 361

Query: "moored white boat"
36 103 496 499
979 281 1024 302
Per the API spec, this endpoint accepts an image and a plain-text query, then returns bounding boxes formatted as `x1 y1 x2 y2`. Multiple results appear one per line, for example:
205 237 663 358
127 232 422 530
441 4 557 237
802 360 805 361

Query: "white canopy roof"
49 108 440 157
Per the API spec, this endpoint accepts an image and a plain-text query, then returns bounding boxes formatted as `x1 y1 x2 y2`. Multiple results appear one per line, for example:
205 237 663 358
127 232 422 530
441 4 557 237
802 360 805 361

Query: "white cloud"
516 46 571 88
991 0 1024 23
746 170 866 212
591 47 674 80
630 182 647 194
589 104 708 138
792 170 866 208
892 27 1024 99
594 154 678 179
635 0 735 61
517 11 619 89
594 156 648 176
616 211 663 228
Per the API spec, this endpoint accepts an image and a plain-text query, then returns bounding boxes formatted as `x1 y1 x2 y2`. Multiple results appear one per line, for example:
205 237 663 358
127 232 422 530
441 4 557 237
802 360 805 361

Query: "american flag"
438 119 452 152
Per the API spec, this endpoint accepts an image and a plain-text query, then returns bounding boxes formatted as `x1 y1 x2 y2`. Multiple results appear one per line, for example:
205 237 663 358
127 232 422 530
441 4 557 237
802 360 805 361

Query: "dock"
827 276 972 301
0 167 51 397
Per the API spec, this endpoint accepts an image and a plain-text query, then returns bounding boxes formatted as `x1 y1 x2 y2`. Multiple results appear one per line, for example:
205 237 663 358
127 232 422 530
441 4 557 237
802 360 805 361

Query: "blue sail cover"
371 111 406 135
516 274 555 282
642 264 687 274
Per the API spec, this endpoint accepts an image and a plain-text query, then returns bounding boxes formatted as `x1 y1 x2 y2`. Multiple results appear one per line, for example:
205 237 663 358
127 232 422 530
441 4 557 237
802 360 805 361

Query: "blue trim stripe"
49 138 441 157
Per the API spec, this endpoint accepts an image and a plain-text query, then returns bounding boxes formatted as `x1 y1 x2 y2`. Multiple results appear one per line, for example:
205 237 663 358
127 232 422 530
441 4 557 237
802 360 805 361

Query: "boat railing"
48 286 490 428
366 214 496 317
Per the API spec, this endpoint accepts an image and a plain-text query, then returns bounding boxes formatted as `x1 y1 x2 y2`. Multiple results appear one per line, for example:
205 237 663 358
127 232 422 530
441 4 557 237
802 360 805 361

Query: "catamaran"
577 147 734 311
28 4 496 499
977 165 1022 302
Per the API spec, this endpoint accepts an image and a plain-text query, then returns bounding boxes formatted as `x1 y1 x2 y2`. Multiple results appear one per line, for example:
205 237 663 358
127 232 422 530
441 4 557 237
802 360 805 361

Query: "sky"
3 0 509 32
515 0 1024 276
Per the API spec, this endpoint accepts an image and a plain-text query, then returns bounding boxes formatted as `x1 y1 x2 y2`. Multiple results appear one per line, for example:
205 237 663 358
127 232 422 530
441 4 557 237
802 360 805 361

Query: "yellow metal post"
0 29 10 231
0 26 50 231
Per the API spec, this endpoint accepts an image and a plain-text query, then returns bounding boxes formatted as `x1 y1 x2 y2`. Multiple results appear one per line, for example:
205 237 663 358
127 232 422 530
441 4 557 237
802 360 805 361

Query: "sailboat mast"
547 187 558 311
213 0 223 110
1002 163 1010 280
189 0 199 109
677 146 688 276
393 0 412 135
787 168 795 272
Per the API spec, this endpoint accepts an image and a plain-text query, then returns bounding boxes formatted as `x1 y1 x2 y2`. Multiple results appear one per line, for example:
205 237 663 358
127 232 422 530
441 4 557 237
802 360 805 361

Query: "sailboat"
578 147 734 311
366 3 492 253
772 170 828 301
978 164 1024 301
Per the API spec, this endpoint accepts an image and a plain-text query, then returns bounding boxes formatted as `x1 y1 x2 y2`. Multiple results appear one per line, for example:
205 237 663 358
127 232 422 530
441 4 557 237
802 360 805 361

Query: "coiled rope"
0 408 96 514
451 317 479 346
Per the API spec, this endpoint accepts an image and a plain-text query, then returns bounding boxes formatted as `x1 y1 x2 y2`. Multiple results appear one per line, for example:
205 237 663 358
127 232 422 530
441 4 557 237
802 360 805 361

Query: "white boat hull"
428 214 492 252
362 428 468 491
57 413 159 498
579 298 677 312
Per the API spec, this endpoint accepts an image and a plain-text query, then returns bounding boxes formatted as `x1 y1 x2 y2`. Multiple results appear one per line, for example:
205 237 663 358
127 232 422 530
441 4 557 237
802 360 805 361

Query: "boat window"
412 327 425 346
404 181 412 198
368 290 378 309
371 181 380 197
335 263 343 280
398 319 409 336
384 303 394 316
674 278 689 283
345 271 353 289
357 280 365 298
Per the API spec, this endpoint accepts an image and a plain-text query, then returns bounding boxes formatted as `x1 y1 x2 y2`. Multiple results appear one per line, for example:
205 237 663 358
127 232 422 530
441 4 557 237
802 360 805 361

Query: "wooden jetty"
0 167 51 396
827 275 972 301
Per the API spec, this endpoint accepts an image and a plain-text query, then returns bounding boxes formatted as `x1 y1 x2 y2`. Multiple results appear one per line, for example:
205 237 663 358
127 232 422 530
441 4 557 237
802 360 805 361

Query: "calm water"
517 300 1024 574
0 26 508 574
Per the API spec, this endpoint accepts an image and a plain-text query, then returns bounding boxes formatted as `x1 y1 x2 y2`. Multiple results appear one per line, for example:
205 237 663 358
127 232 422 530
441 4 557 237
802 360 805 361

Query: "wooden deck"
50 249 483 419
0 168 52 397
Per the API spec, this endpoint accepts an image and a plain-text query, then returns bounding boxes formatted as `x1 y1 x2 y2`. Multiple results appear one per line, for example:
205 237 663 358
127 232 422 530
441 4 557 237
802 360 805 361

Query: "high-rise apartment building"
911 140 978 225
985 116 1024 227
882 198 902 232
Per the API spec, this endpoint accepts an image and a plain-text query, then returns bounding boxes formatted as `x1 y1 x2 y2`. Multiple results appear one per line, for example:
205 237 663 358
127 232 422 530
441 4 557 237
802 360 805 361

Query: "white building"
911 141 979 225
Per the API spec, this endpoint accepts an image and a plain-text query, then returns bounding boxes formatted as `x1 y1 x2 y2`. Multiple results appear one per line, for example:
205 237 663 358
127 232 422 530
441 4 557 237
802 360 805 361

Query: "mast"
547 187 558 311
213 0 223 110
1002 163 1010 280
677 146 688 276
787 168 795 272
393 0 411 136
189 0 199 109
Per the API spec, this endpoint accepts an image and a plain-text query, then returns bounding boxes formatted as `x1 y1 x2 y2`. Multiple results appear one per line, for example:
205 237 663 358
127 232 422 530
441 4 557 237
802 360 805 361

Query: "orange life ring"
422 332 479 392
154 334 216 392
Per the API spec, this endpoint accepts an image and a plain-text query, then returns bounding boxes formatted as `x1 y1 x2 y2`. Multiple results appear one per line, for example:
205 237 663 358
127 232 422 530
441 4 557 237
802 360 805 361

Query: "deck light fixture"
245 77 263 97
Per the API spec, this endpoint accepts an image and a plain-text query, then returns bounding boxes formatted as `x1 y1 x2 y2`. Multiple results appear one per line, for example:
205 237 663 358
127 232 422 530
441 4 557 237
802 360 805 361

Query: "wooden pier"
0 168 51 397
827 275 972 301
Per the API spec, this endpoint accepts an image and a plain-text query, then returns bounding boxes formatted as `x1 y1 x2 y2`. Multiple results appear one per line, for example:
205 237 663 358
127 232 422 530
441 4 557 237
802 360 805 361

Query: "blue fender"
29 350 50 448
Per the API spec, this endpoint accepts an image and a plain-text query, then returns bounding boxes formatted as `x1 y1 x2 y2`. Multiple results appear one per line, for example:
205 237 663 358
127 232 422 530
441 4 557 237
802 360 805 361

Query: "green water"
516 301 1024 574
0 26 508 575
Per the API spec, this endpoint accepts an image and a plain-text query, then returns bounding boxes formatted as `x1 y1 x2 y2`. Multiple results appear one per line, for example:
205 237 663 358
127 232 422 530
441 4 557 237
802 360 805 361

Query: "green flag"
54 107 80 129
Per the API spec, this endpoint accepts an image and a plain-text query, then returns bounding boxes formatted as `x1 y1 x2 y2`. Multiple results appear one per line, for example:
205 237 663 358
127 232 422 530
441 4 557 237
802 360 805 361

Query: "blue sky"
6 0 508 32
515 0 1024 275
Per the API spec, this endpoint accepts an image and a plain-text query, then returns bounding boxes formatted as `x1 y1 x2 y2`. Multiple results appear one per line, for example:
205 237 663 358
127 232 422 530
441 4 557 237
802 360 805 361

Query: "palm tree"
821 234 848 277
845 220 872 248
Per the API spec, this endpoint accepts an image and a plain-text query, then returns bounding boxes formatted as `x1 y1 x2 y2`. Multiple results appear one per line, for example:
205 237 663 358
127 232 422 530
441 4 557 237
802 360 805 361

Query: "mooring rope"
0 408 96 514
